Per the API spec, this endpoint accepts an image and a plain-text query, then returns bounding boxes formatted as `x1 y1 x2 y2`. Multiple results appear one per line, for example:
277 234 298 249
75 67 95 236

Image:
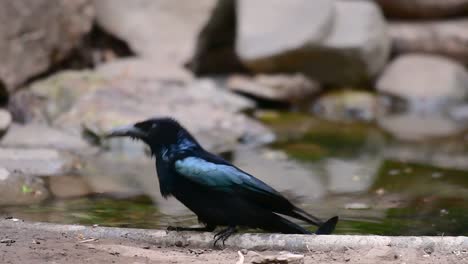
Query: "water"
1 112 467 235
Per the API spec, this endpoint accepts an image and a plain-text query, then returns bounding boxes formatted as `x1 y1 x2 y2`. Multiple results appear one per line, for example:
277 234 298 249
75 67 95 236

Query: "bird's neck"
152 136 201 162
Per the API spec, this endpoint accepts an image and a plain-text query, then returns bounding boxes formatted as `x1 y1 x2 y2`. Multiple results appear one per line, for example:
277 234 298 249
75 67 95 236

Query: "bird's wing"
174 155 323 226
174 156 275 194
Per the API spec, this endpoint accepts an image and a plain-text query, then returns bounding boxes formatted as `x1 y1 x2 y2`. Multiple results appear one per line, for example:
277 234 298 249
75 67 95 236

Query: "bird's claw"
213 226 237 248
167 226 179 231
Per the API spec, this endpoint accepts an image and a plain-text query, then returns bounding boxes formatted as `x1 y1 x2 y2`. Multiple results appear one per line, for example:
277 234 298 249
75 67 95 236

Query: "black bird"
107 117 338 246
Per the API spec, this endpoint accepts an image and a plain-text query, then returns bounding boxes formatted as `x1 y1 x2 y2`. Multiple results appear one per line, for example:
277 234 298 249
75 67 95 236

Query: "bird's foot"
213 226 237 248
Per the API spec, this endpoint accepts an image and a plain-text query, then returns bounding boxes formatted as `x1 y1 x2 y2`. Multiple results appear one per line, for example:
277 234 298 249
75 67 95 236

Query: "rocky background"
0 0 468 212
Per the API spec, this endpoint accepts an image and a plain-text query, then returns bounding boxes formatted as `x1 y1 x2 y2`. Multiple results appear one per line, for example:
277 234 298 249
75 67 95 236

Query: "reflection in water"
0 113 467 236
322 156 381 193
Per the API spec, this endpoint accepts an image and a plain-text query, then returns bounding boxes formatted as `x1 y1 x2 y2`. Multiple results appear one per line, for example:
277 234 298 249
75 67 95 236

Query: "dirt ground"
1 224 466 264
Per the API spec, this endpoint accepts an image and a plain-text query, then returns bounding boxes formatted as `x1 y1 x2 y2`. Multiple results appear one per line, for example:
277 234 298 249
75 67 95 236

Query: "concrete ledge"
2 220 467 252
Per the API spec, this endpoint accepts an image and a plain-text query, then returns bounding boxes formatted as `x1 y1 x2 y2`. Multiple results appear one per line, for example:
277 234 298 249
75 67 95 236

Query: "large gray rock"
94 0 216 67
0 148 78 176
8 70 107 123
236 0 390 85
389 20 468 65
374 0 468 19
376 54 468 139
236 0 334 64
376 54 468 106
54 78 270 153
10 68 272 153
0 0 94 92
1 124 90 152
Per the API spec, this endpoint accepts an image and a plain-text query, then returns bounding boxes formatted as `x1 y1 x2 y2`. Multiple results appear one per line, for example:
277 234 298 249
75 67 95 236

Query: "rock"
10 68 272 153
377 54 468 139
9 66 190 123
188 0 247 75
389 20 468 65
1 124 90 152
312 91 377 122
94 0 216 65
0 169 49 205
247 251 304 264
236 0 390 85
0 109 12 137
0 148 78 176
0 0 94 91
53 78 271 153
8 70 107 123
96 58 193 83
377 112 465 140
48 175 92 198
227 74 320 103
236 0 333 64
376 54 468 107
374 0 468 19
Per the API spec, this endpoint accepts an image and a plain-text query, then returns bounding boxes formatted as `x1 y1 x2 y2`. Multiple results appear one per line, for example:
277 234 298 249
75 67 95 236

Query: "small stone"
175 241 184 247
0 239 15 245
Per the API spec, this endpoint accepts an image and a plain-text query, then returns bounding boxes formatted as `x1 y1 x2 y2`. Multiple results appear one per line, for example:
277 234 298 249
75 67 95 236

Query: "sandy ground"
2 224 467 264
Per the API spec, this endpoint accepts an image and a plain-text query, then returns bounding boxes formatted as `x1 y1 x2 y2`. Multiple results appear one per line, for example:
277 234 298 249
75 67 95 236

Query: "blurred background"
0 0 467 236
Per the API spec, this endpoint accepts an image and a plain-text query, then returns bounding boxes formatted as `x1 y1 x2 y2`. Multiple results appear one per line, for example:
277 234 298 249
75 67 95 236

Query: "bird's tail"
315 216 339 235
291 207 339 235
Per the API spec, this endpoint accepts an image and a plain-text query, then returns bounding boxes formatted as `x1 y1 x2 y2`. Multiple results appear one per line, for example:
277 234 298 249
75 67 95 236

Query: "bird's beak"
105 124 148 139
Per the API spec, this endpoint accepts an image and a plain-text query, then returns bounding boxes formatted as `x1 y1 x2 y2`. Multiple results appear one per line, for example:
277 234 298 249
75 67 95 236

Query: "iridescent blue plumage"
106 117 338 246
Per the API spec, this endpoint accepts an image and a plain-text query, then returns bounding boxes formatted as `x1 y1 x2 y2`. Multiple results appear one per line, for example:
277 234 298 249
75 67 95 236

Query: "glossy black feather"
107 117 338 236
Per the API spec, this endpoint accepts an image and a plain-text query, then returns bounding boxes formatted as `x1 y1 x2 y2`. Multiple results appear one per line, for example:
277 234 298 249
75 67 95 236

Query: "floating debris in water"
345 202 371 210
388 169 400 176
440 209 449 215
403 167 413 174
432 172 443 178
375 188 385 196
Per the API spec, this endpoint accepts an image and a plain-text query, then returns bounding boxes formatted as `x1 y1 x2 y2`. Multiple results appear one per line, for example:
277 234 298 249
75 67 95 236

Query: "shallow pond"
1 112 467 236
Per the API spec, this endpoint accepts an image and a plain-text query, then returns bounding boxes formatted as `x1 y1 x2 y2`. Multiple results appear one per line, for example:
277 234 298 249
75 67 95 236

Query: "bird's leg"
167 224 216 232
213 226 237 248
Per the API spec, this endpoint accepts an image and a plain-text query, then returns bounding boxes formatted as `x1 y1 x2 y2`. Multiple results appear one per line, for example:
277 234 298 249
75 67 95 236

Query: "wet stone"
0 148 78 176
1 124 91 152
0 169 49 206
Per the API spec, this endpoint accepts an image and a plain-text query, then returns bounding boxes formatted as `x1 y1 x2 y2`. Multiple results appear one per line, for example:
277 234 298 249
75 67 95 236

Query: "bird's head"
106 117 197 151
